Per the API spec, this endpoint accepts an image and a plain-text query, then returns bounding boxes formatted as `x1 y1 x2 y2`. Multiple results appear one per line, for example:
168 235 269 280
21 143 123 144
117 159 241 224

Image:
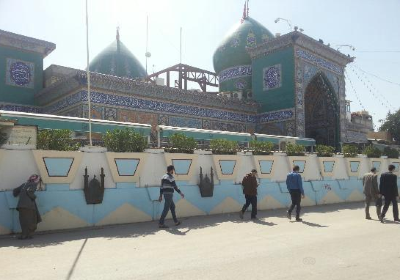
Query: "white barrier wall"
0 147 399 235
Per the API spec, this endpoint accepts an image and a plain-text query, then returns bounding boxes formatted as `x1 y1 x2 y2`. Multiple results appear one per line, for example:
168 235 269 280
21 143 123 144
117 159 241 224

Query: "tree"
379 109 400 144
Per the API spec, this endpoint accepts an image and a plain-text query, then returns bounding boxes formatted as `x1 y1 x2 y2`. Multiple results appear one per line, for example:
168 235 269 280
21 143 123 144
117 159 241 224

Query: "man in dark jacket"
158 165 185 228
13 174 42 239
239 169 259 220
379 164 399 223
286 165 305 222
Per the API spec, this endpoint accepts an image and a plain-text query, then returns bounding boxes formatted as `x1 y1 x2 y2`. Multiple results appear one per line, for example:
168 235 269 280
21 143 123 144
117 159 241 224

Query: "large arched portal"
304 73 340 148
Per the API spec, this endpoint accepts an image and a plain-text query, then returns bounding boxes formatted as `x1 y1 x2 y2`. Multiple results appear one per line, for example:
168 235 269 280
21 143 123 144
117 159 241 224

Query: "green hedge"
210 139 239 155
250 140 274 155
383 147 399 159
37 129 80 151
363 146 382 158
316 145 335 157
165 133 196 154
342 145 358 158
103 128 147 152
285 143 305 156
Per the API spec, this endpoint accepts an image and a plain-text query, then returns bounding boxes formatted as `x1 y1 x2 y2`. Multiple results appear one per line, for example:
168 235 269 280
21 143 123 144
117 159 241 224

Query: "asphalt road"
1 202 399 280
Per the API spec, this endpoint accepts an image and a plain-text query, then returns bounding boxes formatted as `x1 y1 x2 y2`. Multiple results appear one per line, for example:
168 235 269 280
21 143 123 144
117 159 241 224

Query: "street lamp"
274 17 292 31
336 44 356 51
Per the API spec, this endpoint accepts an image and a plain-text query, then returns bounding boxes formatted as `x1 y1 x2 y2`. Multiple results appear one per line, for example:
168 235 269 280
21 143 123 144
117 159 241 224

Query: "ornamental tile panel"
0 103 41 113
118 109 137 123
44 91 256 123
219 65 252 83
104 107 117 121
6 58 35 88
158 114 169 125
263 64 282 91
258 109 295 123
296 49 341 75
136 112 157 126
169 116 202 129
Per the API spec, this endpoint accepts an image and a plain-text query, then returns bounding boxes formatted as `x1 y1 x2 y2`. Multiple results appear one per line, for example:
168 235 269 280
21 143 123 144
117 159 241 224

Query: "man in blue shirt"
286 165 305 221
158 165 185 228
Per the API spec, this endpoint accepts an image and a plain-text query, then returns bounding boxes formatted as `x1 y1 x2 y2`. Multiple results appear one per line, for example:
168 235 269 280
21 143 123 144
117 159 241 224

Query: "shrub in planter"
285 143 305 156
37 129 80 151
210 139 239 155
250 140 274 155
342 145 358 158
103 128 147 152
363 146 382 158
316 145 335 157
165 133 196 154
383 147 399 159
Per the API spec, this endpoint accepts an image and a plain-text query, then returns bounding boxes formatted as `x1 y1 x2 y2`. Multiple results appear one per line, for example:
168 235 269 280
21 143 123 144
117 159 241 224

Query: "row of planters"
33 128 400 158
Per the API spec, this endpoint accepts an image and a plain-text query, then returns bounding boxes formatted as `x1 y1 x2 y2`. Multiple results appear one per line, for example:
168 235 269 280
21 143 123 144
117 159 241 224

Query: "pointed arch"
304 72 340 148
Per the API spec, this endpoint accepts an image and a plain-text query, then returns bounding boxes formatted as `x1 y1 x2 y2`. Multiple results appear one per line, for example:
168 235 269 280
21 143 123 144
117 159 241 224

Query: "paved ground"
1 202 399 280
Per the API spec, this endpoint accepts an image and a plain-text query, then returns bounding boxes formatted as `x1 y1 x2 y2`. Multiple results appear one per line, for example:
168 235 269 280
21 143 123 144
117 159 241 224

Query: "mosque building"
0 7 372 148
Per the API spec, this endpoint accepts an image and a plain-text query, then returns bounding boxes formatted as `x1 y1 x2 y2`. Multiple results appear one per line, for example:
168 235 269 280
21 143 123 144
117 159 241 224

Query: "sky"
0 0 399 130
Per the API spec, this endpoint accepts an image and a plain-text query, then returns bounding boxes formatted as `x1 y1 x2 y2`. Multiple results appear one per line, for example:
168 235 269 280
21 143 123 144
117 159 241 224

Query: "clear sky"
1 0 399 130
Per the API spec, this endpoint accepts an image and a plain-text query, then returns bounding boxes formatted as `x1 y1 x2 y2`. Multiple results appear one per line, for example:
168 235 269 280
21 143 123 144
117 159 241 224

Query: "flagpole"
179 27 182 64
85 0 92 146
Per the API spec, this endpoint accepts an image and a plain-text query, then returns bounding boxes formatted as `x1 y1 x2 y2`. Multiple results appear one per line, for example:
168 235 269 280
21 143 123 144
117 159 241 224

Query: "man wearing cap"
362 167 381 220
158 165 185 228
286 165 305 221
239 169 259 220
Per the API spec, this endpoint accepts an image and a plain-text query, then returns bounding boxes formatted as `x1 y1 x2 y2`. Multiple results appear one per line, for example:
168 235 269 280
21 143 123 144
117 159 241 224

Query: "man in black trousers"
239 169 259 220
286 165 305 222
379 164 399 223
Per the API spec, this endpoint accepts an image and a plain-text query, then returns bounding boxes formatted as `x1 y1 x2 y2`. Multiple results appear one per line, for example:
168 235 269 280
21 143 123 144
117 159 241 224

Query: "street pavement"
0 202 399 280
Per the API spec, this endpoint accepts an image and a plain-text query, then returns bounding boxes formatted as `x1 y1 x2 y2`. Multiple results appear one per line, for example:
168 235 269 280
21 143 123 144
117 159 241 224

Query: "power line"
345 70 380 130
355 50 400 53
353 65 400 87
345 70 366 112
349 65 395 111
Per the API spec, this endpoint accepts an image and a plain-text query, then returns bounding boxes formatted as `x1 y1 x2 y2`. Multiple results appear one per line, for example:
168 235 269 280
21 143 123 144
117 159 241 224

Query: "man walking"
379 164 399 223
286 165 305 221
239 169 259 220
362 167 382 220
158 165 185 228
13 174 42 239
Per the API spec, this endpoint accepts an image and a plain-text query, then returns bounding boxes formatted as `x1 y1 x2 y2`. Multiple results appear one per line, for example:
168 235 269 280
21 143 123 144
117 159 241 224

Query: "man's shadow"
165 227 191 235
249 219 277 226
290 220 328 228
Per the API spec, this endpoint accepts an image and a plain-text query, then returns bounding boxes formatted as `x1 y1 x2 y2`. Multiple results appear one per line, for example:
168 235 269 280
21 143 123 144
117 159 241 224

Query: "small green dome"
89 33 146 79
213 17 274 74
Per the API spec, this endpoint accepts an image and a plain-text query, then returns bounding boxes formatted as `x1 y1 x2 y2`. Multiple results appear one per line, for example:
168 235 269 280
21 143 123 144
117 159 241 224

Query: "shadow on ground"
0 202 366 249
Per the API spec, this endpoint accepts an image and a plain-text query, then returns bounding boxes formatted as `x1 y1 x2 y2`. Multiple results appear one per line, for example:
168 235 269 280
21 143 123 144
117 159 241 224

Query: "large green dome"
213 17 274 74
212 17 273 93
89 34 146 79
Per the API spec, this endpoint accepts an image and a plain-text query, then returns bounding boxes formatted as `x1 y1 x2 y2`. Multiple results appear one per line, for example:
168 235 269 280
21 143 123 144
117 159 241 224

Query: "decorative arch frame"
294 46 348 145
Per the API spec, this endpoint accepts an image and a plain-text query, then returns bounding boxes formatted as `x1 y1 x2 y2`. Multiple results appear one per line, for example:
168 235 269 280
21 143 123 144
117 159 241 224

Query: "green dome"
89 34 146 79
213 17 274 74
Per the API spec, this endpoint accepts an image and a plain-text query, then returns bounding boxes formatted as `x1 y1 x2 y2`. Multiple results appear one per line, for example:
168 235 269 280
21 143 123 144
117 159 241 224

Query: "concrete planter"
32 150 84 184
164 153 198 181
212 154 241 180
105 152 148 183
80 146 107 153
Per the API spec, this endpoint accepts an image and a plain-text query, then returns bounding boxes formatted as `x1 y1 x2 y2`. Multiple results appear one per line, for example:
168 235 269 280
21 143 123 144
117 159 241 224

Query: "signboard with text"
3 125 37 147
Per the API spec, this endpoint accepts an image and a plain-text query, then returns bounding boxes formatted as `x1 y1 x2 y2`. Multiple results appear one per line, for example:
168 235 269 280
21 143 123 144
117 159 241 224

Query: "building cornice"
0 29 56 58
248 31 354 67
